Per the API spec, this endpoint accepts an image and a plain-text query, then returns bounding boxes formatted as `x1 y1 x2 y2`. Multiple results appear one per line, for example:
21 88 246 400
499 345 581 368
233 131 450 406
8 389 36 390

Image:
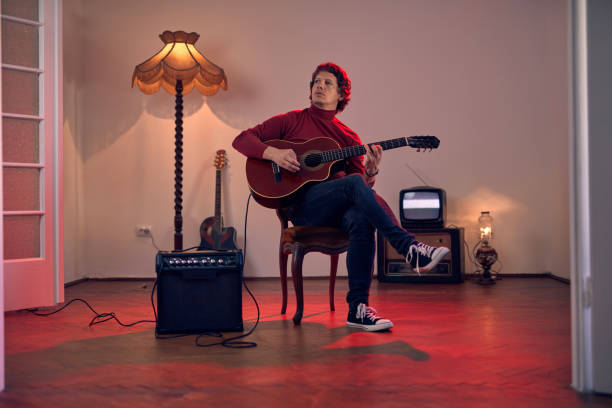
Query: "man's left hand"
365 144 382 175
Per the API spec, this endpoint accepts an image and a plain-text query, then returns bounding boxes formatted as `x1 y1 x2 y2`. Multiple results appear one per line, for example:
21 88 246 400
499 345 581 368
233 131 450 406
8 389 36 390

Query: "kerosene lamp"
475 211 498 285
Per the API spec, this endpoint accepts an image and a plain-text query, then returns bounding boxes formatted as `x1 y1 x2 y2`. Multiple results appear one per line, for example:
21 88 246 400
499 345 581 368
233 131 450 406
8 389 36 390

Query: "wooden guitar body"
199 217 238 250
246 138 342 208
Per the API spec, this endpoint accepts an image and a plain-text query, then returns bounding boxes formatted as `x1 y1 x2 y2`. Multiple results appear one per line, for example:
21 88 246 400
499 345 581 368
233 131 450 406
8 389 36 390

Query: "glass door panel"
1 69 39 115
0 0 38 21
3 214 40 259
3 167 40 210
1 19 39 68
2 118 39 163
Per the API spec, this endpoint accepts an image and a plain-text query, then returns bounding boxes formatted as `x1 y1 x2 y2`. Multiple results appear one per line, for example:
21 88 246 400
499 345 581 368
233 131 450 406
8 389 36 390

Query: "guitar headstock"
215 149 228 169
407 135 440 150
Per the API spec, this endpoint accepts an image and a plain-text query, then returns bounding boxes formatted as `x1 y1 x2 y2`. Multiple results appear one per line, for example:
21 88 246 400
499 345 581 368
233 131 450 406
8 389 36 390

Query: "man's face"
310 71 343 111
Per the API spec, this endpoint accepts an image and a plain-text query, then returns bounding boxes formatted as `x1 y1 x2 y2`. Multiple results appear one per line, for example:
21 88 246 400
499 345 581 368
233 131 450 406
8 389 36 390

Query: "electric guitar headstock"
407 135 440 151
214 149 228 170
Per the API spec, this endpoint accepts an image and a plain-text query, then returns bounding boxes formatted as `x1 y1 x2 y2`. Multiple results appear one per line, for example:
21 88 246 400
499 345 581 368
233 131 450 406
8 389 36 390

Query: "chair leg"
280 248 288 315
291 246 305 325
329 254 339 311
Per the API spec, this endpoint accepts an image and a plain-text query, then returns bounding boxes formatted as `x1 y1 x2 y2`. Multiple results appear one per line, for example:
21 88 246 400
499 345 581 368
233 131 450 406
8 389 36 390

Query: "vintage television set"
378 186 465 283
399 186 446 229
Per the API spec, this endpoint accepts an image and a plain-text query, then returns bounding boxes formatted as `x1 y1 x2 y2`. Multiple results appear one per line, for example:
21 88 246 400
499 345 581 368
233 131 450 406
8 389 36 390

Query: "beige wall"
63 0 570 281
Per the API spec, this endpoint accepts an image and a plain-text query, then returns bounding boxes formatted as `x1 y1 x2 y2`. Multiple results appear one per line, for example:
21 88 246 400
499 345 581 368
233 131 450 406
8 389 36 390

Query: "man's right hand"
263 146 301 173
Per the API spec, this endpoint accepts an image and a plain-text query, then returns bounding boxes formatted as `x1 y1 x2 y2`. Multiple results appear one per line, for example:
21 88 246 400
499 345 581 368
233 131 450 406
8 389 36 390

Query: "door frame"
1 0 63 311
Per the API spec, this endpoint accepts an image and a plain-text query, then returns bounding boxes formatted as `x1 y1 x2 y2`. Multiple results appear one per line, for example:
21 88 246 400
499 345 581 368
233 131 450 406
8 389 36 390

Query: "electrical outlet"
136 225 152 237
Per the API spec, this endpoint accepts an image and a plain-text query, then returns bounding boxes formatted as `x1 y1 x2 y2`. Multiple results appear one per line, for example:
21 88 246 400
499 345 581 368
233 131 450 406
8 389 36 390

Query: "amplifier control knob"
218 258 224 264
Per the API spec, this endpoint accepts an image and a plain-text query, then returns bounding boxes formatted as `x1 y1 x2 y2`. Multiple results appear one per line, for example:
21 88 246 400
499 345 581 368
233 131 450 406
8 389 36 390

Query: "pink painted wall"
62 0 570 281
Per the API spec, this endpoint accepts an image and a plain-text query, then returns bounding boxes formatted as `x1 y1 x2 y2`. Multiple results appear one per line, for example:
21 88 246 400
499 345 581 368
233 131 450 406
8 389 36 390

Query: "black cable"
446 223 481 272
195 278 260 348
464 239 481 269
172 245 200 252
28 194 260 348
195 193 260 348
27 297 156 327
27 298 96 317
151 279 157 321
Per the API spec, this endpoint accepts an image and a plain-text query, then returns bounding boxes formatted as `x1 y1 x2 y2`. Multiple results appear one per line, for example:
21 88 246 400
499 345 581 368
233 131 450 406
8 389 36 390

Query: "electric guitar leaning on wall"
245 135 440 209
199 149 238 250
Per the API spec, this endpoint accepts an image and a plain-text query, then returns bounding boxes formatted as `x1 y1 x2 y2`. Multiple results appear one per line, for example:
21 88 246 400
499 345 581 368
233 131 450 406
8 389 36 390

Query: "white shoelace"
356 303 380 321
406 242 436 275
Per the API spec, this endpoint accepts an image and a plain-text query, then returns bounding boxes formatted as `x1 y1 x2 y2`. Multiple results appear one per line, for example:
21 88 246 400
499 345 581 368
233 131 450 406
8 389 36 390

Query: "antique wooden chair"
276 208 350 325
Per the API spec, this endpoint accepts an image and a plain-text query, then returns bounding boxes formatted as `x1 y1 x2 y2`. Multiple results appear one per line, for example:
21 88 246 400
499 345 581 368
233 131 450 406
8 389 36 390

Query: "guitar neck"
214 169 222 232
320 137 408 163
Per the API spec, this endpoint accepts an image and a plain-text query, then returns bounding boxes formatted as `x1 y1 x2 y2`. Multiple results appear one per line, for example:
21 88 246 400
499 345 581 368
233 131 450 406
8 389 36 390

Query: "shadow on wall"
206 65 262 131
71 80 206 161
68 53 262 162
142 55 264 130
140 50 263 135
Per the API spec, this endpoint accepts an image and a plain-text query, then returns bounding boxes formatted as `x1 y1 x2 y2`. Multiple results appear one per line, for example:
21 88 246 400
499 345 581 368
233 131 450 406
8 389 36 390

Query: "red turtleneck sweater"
232 104 367 181
233 104 401 224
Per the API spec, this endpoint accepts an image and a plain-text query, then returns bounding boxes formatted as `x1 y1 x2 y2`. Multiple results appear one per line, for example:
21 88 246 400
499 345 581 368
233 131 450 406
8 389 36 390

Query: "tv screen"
399 187 446 229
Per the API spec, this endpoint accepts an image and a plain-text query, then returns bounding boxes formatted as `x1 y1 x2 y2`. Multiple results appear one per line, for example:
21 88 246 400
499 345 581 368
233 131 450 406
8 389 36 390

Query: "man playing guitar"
233 62 449 331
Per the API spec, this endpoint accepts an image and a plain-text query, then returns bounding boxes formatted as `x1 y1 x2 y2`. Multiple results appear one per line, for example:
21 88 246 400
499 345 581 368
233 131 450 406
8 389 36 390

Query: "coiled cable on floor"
27 194 260 349
27 296 156 327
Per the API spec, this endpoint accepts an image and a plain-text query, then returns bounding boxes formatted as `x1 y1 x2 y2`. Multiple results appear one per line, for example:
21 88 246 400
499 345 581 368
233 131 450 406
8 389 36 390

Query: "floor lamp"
132 30 228 250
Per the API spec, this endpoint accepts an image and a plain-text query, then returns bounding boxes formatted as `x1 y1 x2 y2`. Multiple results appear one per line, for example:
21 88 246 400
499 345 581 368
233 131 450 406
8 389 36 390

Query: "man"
233 62 449 331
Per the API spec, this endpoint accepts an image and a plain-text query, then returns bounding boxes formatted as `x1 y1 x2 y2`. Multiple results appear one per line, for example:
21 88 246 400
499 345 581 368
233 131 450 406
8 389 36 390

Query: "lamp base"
476 265 497 285
476 275 496 285
475 243 498 285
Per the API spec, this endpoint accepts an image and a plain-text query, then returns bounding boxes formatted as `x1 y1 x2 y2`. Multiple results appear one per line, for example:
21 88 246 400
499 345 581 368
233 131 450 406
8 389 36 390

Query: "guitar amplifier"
377 227 465 283
155 249 244 334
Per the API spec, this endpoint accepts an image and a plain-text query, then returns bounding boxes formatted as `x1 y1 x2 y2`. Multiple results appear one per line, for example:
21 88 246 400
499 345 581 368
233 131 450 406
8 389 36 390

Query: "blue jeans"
288 174 416 310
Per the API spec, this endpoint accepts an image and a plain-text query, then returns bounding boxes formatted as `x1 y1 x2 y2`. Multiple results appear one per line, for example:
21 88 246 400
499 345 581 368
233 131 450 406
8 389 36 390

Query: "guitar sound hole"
304 154 322 168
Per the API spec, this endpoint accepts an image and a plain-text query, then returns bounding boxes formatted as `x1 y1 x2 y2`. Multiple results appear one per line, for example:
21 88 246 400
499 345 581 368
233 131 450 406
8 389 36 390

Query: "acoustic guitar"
199 150 238 250
246 135 440 209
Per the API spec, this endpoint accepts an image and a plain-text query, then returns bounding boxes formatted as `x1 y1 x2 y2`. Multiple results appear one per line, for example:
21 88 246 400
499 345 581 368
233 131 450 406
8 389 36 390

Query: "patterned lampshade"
132 30 228 96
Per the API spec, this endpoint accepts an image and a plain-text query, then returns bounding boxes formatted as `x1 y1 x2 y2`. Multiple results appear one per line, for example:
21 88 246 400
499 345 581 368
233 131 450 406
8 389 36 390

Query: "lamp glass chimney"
479 211 493 241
